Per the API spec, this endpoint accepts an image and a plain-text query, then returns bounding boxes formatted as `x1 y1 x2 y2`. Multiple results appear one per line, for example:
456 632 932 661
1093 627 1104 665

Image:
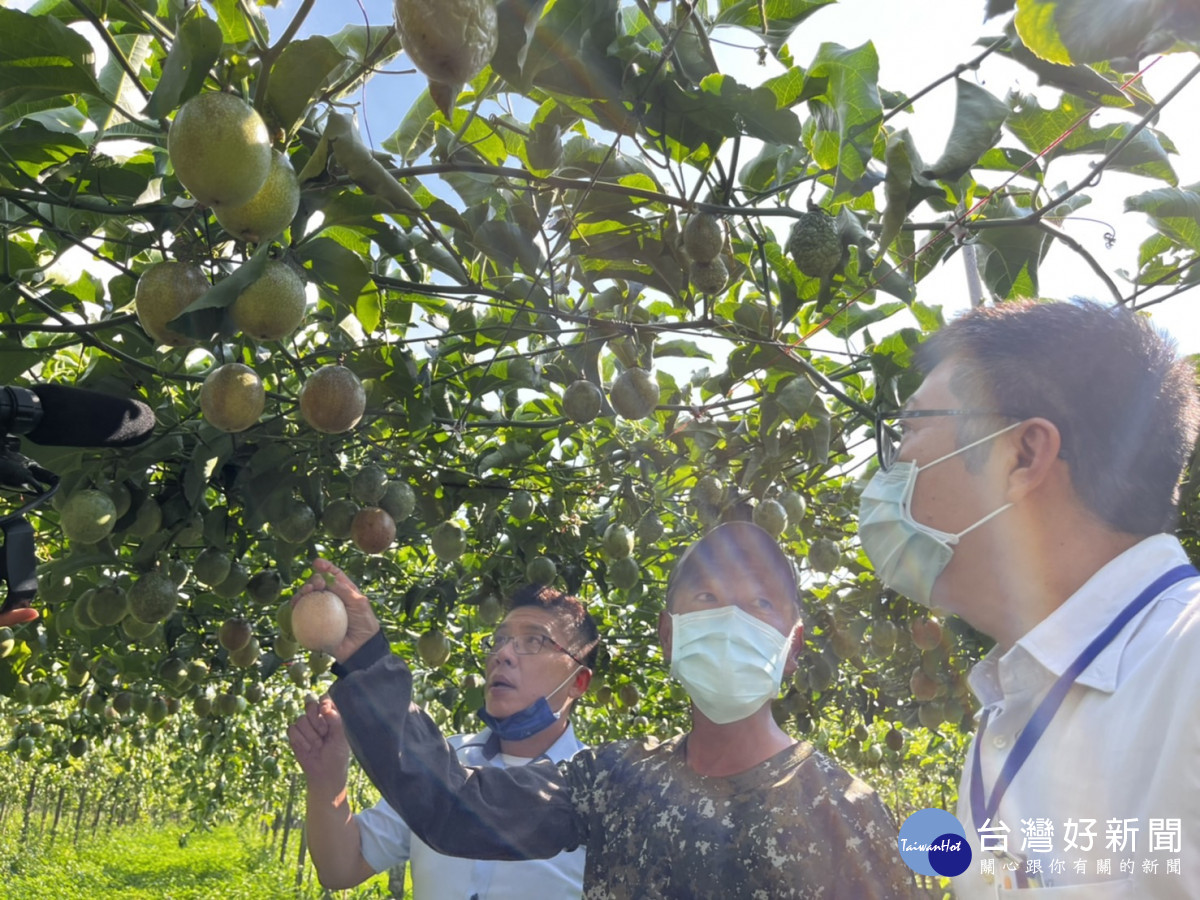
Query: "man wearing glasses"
287 584 598 898
293 522 921 899
858 299 1200 897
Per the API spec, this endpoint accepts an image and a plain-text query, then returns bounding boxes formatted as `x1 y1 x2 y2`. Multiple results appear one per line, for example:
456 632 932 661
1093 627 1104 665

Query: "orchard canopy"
2 0 1200 809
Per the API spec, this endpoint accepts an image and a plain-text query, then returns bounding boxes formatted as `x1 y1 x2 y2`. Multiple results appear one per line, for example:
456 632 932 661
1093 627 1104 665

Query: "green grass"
0 818 401 899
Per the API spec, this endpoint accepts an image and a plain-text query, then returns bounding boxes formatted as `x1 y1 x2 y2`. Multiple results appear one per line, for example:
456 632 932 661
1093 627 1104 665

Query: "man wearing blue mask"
858 299 1200 897
287 584 597 898
295 522 922 899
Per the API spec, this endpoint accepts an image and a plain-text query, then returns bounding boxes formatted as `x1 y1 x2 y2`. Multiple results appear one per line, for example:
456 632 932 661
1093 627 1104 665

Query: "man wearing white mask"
858 299 1200 898
296 522 922 899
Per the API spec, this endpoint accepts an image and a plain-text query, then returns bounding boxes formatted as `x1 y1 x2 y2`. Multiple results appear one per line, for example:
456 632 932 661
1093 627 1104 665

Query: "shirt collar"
480 721 583 762
971 534 1190 700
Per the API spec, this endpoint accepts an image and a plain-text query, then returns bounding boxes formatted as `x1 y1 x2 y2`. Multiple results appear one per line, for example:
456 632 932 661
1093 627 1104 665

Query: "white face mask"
858 421 1021 608
669 605 791 725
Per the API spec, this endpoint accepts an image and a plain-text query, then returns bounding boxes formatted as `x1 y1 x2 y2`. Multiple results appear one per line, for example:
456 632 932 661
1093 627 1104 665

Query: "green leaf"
1007 91 1176 184
976 146 1041 176
383 90 439 162
0 98 72 132
1125 184 1200 254
297 130 330 184
737 142 809 194
653 340 712 360
804 42 883 199
414 238 468 282
95 33 154 131
1014 0 1166 66
699 74 802 146
356 291 381 334
824 300 904 339
1099 127 1177 185
0 120 87 182
470 220 545 276
972 198 1051 299
265 36 346 137
297 237 374 300
184 436 229 506
879 132 914 256
144 12 223 119
168 245 271 340
524 0 620 89
0 9 103 108
1014 0 1075 64
493 0 552 88
997 27 1138 109
715 0 836 56
924 79 1009 181
0 339 44 383
213 0 267 46
324 23 402 93
441 107 509 166
1 239 38 281
761 68 806 109
671 15 718 85
871 262 915 303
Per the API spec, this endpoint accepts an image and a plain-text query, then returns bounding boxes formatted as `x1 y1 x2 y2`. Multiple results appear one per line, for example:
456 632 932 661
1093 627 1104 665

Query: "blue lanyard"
970 563 1198 832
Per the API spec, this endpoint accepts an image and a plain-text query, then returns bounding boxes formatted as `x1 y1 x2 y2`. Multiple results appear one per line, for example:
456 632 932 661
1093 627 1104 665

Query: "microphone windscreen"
26 384 157 448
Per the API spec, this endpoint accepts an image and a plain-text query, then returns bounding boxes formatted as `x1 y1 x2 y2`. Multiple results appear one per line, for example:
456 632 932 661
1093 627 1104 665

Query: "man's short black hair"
507 584 601 670
916 299 1200 534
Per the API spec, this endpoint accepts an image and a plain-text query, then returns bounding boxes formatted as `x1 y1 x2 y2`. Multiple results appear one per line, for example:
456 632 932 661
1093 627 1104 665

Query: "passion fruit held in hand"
291 590 348 655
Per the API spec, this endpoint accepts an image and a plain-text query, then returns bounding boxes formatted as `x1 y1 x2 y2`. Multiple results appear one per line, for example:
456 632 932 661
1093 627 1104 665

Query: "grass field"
0 818 403 899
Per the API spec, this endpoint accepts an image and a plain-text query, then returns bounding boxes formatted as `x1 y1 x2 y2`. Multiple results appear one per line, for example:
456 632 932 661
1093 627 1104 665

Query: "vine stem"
880 38 1005 127
9 283 162 377
1036 221 1122 305
0 316 136 335
66 0 152 104
1125 255 1200 307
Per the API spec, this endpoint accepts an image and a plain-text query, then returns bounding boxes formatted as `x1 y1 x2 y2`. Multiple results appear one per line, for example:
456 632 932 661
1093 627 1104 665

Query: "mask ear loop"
950 499 1013 542
915 419 1024 472
545 665 589 716
900 419 1024 545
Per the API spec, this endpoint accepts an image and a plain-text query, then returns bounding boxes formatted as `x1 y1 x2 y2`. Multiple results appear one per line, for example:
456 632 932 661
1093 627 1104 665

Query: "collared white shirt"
356 723 586 899
953 534 1200 899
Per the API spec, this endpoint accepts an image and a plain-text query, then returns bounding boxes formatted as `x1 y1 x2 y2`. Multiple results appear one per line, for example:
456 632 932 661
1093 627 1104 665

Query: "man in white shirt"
288 583 598 898
858 299 1200 898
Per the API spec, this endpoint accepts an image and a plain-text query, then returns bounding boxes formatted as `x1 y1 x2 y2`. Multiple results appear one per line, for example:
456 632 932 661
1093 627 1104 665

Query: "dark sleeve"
329 644 591 861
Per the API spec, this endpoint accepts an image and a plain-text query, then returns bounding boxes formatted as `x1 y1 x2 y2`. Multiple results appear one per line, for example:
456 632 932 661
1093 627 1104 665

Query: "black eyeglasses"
480 631 586 666
874 409 1015 471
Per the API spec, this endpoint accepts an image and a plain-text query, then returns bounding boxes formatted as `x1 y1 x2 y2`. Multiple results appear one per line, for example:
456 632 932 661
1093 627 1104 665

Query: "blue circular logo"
898 808 972 877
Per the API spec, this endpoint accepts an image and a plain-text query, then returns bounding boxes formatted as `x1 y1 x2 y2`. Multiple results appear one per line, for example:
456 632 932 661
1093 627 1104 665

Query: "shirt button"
992 735 1008 749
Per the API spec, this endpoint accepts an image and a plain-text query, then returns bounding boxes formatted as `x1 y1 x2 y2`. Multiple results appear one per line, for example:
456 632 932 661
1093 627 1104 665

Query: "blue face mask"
477 668 580 741
858 421 1021 608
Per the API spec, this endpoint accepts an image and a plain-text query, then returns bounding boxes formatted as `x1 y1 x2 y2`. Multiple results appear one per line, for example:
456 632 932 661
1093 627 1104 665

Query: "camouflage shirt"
573 733 920 899
332 638 922 900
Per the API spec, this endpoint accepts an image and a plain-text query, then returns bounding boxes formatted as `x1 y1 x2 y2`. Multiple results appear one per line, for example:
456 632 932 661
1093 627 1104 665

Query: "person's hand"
287 694 351 793
293 558 380 664
0 607 38 628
